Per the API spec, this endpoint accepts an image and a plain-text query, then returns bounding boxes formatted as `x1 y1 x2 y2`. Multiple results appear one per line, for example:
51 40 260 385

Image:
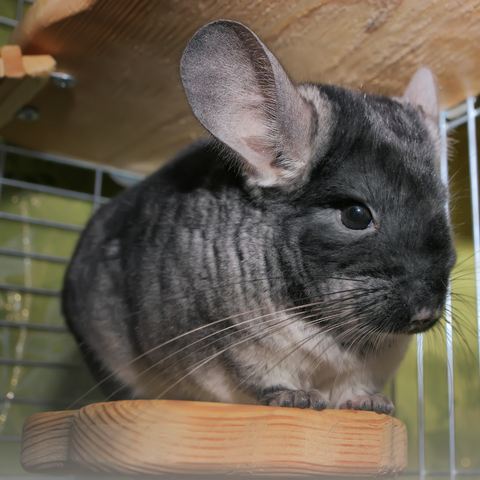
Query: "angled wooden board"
21 400 407 476
2 0 480 174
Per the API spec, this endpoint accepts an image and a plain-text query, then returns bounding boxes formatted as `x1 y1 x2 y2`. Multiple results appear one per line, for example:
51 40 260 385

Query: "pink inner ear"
219 93 278 171
244 136 275 159
402 68 438 118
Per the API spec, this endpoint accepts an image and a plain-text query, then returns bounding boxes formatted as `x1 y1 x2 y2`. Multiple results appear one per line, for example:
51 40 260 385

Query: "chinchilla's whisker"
444 305 478 338
445 317 477 360
325 325 375 395
105 306 327 401
309 318 373 380
331 324 384 395
425 311 476 366
140 307 367 401
152 325 299 400
301 299 383 377
152 303 376 401
231 315 367 398
120 281 379 321
68 299 330 407
101 287 382 402
452 250 479 269
304 321 364 381
450 291 477 301
76 284 380 407
450 272 477 283
118 274 376 313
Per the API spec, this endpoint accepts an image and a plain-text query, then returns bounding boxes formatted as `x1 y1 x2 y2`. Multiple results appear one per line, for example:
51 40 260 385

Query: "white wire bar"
0 177 110 203
0 16 17 27
440 109 456 480
466 98 480 408
0 211 84 231
0 150 5 202
0 283 59 296
93 168 103 212
417 333 426 480
440 108 457 480
0 144 143 181
0 247 69 263
0 358 81 369
0 319 68 333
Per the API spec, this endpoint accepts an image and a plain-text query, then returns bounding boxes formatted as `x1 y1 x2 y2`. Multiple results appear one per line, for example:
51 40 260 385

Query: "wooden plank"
0 45 26 106
0 53 56 129
1 45 25 78
21 400 407 476
2 0 480 174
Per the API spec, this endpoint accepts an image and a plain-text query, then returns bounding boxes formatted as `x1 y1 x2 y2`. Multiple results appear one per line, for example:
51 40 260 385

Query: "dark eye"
340 205 373 230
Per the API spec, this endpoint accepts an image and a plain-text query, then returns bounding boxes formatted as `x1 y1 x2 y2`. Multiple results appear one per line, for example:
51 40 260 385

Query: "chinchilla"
62 20 456 414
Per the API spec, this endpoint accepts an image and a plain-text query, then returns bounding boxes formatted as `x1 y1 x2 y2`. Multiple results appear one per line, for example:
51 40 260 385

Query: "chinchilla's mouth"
407 316 439 334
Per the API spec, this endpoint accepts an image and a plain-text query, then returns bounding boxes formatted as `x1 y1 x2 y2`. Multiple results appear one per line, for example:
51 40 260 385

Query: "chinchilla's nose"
408 308 441 333
396 276 445 333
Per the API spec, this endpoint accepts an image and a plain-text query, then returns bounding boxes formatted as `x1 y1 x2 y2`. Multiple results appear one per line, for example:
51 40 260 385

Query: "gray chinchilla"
63 20 456 414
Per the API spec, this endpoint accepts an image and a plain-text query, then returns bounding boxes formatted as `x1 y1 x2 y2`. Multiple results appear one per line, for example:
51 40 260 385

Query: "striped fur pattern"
63 21 455 414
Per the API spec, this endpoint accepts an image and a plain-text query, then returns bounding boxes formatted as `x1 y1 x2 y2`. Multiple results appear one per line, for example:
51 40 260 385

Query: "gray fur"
63 21 456 413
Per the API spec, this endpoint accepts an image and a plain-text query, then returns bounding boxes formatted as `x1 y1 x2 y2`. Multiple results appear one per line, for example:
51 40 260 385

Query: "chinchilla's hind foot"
340 394 394 415
259 388 328 411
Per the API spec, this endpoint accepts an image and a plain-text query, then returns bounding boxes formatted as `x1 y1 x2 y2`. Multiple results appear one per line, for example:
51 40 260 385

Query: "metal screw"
50 72 77 89
16 106 39 121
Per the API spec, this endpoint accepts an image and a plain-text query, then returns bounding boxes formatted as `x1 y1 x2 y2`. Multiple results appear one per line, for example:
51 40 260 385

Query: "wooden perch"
21 400 407 477
0 45 56 129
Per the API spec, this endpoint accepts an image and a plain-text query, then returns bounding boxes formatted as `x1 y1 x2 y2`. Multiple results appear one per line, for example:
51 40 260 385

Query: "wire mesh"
0 143 142 465
0 101 478 477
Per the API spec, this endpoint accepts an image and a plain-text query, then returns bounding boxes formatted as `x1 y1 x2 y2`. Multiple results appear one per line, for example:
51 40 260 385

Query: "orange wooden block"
0 45 25 78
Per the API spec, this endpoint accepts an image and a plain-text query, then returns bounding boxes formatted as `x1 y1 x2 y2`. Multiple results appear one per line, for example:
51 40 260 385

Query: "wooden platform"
0 45 55 129
21 400 407 477
1 0 480 174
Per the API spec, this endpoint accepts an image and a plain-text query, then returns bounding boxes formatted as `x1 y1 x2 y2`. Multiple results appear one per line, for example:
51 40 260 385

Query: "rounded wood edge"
21 401 407 477
9 0 98 48
21 409 77 473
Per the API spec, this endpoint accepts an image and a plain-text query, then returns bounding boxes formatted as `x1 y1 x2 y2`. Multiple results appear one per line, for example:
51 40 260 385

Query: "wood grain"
3 0 479 174
21 400 407 476
21 410 76 473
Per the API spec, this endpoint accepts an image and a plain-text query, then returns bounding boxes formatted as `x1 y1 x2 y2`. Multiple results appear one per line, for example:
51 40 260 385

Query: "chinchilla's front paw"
259 389 328 411
339 394 394 415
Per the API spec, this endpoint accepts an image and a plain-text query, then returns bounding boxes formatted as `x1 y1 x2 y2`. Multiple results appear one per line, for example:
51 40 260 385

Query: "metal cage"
1 1 480 478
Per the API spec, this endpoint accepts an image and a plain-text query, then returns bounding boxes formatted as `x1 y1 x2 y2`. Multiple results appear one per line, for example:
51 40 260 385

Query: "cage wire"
1 1 480 478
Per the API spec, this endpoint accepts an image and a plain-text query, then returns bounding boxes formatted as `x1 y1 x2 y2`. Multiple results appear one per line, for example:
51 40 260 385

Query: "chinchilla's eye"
340 205 373 230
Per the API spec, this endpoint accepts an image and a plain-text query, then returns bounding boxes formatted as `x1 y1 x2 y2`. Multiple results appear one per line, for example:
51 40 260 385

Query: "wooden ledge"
2 0 480 173
21 400 407 477
0 45 56 129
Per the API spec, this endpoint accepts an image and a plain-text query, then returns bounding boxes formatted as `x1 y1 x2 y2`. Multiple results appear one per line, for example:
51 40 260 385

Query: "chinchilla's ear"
180 20 330 188
402 68 438 118
399 68 441 158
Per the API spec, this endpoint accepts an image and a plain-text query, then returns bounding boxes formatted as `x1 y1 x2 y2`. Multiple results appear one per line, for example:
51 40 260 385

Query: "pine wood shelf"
21 400 407 477
3 0 479 174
